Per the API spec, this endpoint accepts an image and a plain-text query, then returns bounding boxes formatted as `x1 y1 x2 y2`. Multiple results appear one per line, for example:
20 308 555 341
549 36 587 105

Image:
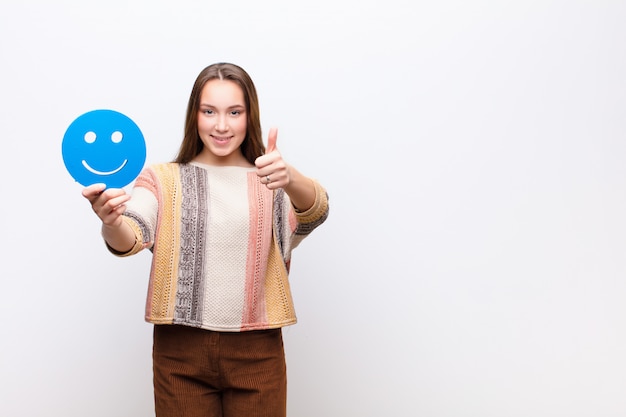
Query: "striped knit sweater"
109 162 329 332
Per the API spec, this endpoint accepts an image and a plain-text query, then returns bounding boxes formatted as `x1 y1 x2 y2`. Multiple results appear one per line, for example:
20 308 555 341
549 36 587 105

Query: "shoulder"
133 162 182 190
141 162 183 179
147 162 180 172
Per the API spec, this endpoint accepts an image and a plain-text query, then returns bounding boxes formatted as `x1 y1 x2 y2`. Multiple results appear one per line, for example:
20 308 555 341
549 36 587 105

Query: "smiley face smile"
81 159 128 176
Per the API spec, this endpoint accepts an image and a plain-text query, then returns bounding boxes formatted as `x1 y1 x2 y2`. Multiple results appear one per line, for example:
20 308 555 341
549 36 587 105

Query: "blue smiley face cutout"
62 109 146 188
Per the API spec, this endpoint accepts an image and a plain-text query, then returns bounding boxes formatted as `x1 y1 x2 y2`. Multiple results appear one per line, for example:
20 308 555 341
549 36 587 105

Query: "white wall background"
1 1 625 416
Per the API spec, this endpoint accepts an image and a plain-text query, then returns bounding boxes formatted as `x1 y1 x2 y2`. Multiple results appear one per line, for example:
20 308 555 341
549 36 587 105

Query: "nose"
215 116 228 131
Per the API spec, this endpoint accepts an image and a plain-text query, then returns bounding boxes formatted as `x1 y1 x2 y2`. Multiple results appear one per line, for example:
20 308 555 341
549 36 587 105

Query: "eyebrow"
199 103 245 109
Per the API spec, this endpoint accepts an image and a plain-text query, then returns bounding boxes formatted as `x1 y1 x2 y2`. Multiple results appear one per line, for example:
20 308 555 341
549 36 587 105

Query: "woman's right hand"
82 183 131 228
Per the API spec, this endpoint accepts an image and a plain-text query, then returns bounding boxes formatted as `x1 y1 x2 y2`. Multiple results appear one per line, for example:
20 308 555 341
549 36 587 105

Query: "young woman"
82 62 329 417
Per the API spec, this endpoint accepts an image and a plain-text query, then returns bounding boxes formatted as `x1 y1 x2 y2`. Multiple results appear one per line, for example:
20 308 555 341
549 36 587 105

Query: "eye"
230 110 241 116
203 109 214 115
111 131 123 143
84 131 96 144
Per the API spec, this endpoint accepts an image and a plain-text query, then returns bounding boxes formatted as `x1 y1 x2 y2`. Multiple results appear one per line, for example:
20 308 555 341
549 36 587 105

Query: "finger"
105 194 131 210
98 194 130 222
266 127 278 153
101 204 127 226
91 189 129 214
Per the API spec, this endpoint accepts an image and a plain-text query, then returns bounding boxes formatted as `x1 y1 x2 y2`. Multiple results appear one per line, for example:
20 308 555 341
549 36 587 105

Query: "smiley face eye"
84 131 97 144
111 131 123 143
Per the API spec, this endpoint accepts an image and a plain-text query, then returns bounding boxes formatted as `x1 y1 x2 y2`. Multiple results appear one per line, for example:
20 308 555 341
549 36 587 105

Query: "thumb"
266 127 278 153
82 183 107 201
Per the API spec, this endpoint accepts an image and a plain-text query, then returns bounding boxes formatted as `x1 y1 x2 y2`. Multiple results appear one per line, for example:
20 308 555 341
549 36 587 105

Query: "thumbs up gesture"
255 127 290 189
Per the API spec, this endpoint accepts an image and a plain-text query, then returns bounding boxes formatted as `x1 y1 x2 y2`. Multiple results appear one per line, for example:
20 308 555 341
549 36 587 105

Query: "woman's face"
195 79 249 166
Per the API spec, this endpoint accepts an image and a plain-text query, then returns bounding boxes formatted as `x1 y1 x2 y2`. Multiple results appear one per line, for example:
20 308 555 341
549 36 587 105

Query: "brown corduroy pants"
152 324 287 417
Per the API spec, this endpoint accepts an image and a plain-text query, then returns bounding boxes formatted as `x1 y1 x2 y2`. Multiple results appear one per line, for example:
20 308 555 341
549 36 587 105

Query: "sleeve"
105 167 160 257
291 179 329 248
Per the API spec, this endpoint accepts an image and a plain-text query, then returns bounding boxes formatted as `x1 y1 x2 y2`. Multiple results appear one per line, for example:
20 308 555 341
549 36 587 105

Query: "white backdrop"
1 1 625 416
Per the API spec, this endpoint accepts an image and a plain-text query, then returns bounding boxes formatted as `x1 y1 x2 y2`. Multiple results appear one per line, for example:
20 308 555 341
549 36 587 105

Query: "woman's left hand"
255 127 290 189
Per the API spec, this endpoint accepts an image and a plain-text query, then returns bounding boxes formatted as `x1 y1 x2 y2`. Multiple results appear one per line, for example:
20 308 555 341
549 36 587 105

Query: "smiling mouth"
212 135 232 142
82 159 128 175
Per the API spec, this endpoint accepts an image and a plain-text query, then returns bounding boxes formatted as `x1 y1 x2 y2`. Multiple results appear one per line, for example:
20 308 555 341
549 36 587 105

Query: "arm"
82 183 136 253
281 166 316 211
